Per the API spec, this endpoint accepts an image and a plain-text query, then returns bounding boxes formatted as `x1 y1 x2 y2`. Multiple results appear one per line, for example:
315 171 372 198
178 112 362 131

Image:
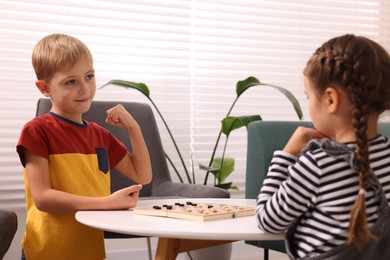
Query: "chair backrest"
245 121 313 200
245 120 390 200
35 98 171 197
0 209 17 259
379 122 390 138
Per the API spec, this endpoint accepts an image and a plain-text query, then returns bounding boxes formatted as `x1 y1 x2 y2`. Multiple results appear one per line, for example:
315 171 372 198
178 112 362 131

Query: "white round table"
76 198 284 259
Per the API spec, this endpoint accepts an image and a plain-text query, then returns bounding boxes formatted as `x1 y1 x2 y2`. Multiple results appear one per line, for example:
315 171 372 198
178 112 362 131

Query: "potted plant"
100 76 302 190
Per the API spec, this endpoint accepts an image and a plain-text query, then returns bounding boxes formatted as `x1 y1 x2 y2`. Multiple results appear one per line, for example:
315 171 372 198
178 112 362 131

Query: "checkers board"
133 201 255 221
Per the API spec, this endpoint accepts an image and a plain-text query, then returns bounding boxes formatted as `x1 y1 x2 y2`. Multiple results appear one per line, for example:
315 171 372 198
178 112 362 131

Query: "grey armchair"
0 209 17 260
36 98 230 257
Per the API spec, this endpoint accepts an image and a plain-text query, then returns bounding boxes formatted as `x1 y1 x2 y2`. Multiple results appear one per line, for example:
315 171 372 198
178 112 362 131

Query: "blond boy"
17 34 152 260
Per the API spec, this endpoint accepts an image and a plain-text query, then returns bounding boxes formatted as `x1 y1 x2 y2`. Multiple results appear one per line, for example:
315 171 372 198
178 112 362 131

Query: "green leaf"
235 76 303 120
236 76 261 97
215 182 233 189
100 79 150 97
211 157 234 183
199 163 220 172
266 83 303 120
215 182 239 190
221 115 262 136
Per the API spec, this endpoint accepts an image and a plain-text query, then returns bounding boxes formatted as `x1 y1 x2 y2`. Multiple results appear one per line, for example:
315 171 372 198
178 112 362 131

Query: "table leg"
155 237 234 260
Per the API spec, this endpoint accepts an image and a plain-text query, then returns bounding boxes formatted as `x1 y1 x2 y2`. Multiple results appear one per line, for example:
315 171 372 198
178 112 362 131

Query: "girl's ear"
324 87 340 113
36 80 50 97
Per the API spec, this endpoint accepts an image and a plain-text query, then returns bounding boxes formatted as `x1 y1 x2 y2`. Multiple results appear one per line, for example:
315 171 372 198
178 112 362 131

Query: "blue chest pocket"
96 148 109 174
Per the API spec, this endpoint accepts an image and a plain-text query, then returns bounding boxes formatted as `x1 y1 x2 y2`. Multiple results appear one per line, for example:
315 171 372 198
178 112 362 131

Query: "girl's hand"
106 104 139 130
283 126 328 156
108 184 142 209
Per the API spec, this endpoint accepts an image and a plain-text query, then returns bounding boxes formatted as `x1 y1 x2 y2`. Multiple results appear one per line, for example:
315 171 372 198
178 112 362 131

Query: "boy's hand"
106 104 138 130
109 184 142 209
283 126 328 156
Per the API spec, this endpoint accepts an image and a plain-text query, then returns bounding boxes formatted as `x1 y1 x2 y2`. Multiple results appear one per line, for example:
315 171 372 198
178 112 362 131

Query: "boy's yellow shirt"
17 113 128 259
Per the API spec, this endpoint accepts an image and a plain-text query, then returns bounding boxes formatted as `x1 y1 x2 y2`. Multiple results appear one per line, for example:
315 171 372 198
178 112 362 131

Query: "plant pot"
182 242 232 260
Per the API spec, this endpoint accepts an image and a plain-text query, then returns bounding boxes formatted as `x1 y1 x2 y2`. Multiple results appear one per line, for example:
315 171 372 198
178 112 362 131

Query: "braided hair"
303 34 390 249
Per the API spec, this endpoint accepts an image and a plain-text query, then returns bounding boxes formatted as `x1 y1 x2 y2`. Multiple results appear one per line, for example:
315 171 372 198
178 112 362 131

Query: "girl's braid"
329 36 376 249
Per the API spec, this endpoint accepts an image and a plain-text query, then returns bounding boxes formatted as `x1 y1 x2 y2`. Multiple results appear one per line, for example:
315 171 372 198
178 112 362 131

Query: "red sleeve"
16 117 50 167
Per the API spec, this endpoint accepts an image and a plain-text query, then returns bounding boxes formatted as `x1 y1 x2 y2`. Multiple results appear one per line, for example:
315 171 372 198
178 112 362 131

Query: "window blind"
1 0 389 208
190 0 388 191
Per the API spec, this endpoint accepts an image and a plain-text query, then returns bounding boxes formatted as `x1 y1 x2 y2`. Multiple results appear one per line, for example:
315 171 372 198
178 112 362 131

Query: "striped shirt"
256 135 390 258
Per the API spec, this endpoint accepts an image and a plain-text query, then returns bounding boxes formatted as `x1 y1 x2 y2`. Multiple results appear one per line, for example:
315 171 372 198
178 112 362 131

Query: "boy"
16 34 152 260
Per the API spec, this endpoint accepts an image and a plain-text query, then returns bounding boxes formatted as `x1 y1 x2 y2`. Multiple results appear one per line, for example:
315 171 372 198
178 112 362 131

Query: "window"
1 0 389 208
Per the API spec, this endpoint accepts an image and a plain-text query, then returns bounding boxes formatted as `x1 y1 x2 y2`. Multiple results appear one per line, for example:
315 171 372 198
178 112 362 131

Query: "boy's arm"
106 104 152 184
25 150 142 213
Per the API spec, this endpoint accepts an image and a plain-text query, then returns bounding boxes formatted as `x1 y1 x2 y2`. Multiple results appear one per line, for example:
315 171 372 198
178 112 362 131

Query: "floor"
104 239 289 260
176 241 289 260
232 250 288 260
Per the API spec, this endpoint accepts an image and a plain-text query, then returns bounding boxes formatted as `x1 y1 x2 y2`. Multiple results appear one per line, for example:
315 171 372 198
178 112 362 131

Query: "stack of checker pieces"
133 201 255 221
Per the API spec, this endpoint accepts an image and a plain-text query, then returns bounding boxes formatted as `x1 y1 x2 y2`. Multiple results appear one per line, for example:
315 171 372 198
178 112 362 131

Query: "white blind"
1 0 390 208
190 0 389 191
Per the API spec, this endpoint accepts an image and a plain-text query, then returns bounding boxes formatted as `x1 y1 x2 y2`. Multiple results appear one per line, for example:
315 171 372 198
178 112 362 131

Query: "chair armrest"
0 210 18 259
153 181 230 198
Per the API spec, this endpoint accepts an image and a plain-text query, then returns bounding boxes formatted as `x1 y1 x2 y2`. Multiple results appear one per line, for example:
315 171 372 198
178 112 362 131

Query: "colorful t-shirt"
17 112 128 260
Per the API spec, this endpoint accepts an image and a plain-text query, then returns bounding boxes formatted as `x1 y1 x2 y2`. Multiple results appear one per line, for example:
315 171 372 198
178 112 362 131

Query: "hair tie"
359 188 367 196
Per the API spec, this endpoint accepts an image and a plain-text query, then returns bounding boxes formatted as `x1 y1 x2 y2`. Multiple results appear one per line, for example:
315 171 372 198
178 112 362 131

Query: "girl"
256 34 390 258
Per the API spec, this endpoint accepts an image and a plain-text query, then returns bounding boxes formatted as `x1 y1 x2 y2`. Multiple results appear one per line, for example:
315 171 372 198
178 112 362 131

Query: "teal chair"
245 121 313 260
244 120 390 260
379 122 390 138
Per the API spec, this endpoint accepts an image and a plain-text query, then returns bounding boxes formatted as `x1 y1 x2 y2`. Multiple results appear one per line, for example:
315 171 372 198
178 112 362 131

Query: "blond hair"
32 34 93 81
